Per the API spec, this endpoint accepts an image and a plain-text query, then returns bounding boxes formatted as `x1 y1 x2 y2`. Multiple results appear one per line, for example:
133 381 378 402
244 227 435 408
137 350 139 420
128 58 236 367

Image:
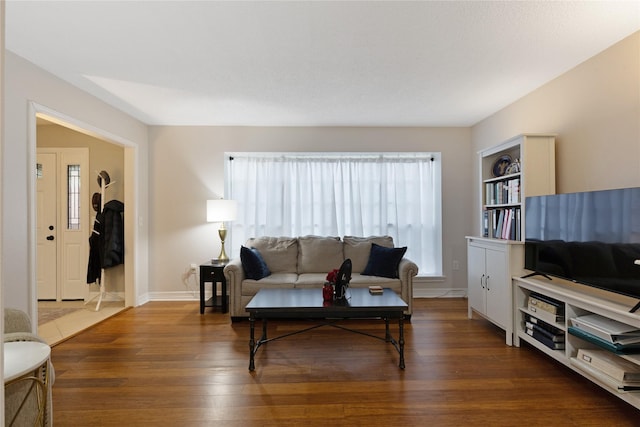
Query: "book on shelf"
525 303 564 325
527 292 564 315
368 285 383 295
570 357 640 392
502 209 512 239
484 207 521 240
485 178 521 205
495 210 504 238
482 210 489 237
620 353 640 366
509 208 518 240
485 183 493 205
570 314 640 344
526 321 565 342
526 327 565 350
525 313 563 335
511 178 520 204
577 349 640 382
568 327 640 353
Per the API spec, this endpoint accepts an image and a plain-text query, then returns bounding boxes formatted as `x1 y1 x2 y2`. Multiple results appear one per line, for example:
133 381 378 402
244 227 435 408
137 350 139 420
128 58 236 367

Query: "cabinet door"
485 248 509 328
467 245 486 315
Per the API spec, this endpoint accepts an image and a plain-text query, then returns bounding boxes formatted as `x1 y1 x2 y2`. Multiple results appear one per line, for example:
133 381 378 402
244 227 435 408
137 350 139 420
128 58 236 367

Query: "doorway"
33 110 131 340
36 147 89 301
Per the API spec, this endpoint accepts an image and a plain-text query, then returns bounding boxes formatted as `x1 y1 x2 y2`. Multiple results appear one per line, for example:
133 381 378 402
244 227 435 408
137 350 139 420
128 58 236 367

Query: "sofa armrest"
398 258 418 316
224 259 245 318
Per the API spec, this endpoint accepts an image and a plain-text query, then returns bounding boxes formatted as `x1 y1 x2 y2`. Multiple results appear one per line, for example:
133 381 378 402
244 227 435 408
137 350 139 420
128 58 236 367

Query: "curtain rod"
228 153 435 161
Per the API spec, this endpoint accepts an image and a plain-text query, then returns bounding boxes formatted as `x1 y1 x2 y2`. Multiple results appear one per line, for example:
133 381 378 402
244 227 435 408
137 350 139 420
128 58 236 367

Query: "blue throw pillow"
362 243 407 279
240 246 271 280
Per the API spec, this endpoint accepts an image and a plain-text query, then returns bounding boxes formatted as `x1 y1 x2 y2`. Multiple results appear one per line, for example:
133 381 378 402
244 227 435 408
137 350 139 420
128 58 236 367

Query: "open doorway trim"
28 101 138 325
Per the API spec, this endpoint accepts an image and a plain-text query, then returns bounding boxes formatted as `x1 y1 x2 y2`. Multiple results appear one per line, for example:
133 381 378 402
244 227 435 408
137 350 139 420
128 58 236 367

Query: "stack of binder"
568 313 640 352
525 313 565 349
570 349 640 392
525 292 565 350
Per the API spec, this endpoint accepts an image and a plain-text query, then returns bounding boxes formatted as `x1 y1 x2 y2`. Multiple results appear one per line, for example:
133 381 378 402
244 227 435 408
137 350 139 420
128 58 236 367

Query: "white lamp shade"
206 199 237 223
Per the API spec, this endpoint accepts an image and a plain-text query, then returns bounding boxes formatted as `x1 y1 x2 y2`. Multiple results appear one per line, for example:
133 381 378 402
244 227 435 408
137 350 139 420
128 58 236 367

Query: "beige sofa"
224 235 418 320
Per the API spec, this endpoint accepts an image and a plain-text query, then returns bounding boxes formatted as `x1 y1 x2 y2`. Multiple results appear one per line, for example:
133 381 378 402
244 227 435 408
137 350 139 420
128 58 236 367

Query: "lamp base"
216 226 229 264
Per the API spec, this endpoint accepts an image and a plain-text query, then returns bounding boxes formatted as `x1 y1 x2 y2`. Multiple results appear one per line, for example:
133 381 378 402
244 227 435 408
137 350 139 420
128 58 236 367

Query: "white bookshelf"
478 134 555 241
467 134 556 345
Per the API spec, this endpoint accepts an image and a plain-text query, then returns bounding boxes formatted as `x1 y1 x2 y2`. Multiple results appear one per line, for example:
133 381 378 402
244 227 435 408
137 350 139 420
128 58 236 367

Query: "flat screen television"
524 187 640 312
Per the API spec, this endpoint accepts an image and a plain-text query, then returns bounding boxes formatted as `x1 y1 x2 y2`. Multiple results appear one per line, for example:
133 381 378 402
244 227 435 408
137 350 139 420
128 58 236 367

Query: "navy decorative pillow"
240 246 271 280
362 243 407 279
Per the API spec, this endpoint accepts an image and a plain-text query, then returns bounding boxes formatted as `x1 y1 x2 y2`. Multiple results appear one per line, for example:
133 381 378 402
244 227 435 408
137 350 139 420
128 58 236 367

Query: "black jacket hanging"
87 200 124 284
102 200 125 268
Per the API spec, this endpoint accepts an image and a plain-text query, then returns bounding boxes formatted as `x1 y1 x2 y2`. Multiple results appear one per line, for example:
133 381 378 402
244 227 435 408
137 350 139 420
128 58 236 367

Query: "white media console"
513 275 640 410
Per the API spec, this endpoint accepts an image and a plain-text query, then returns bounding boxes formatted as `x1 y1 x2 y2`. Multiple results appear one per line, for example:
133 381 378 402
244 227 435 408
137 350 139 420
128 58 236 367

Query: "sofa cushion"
343 235 394 273
362 243 407 279
242 273 298 295
246 236 298 273
295 273 328 287
297 235 344 274
240 246 271 280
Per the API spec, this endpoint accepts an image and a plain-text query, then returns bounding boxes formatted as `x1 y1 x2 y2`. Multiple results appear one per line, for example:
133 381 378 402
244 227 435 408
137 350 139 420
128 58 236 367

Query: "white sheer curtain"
225 153 442 276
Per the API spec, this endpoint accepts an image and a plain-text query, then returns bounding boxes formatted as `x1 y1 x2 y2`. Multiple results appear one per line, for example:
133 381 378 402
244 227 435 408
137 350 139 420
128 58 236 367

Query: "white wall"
7 30 637 311
471 32 640 237
2 51 149 314
148 126 473 299
1 0 6 407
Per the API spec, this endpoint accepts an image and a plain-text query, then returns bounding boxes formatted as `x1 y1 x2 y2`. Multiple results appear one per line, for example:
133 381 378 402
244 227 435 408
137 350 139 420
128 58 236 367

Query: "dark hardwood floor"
50 298 639 426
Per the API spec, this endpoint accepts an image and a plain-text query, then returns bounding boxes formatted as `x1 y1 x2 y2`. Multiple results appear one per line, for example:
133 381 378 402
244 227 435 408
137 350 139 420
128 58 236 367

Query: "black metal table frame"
247 308 406 371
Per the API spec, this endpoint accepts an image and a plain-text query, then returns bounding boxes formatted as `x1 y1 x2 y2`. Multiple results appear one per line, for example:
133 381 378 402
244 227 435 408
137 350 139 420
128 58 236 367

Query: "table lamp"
206 199 237 263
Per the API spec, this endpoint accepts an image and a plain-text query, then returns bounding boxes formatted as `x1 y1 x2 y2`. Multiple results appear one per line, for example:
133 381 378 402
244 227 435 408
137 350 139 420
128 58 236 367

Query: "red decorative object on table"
322 282 334 302
326 269 339 285
323 268 339 301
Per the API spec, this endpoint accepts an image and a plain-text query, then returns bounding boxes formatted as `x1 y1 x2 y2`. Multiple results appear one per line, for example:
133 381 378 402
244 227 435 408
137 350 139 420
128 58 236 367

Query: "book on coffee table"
369 286 384 295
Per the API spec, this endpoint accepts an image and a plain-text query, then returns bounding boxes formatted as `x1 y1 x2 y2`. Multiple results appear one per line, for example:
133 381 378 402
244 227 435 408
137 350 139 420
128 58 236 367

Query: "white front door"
36 153 58 299
37 148 90 301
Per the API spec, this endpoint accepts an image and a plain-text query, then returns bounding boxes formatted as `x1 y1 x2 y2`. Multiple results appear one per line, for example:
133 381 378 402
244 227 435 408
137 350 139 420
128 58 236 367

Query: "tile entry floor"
38 300 126 346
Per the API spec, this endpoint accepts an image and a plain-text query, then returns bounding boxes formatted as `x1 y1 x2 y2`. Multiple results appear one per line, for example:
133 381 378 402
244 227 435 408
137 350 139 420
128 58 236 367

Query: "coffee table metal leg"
384 317 391 342
249 316 256 371
398 317 405 369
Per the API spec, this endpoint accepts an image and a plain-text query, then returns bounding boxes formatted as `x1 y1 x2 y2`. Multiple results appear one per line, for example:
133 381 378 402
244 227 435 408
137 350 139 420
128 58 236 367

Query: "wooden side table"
200 261 229 314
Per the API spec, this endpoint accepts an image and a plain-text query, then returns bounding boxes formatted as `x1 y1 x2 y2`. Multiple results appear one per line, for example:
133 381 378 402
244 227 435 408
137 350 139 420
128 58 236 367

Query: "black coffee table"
245 288 408 371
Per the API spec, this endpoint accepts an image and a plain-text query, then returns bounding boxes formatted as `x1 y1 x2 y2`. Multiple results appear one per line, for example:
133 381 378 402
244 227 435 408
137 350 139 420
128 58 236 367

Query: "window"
67 164 81 230
225 152 442 276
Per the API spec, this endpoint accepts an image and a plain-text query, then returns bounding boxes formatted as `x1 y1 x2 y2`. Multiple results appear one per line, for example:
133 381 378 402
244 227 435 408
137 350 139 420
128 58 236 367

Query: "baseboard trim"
413 288 468 298
147 291 203 301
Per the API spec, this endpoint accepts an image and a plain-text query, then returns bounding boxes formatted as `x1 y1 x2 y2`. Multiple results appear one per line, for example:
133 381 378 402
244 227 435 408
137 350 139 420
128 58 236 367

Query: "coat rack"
85 170 123 311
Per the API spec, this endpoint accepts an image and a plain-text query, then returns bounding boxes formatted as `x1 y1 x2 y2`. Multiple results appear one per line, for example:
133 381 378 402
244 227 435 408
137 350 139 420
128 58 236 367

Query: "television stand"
513 275 640 410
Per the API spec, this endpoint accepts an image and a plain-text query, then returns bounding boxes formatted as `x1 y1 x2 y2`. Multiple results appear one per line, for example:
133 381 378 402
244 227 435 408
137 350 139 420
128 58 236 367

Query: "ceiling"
6 1 640 127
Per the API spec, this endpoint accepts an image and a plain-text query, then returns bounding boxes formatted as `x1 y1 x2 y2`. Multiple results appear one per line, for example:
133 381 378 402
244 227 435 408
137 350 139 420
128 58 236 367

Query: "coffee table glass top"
246 288 407 311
